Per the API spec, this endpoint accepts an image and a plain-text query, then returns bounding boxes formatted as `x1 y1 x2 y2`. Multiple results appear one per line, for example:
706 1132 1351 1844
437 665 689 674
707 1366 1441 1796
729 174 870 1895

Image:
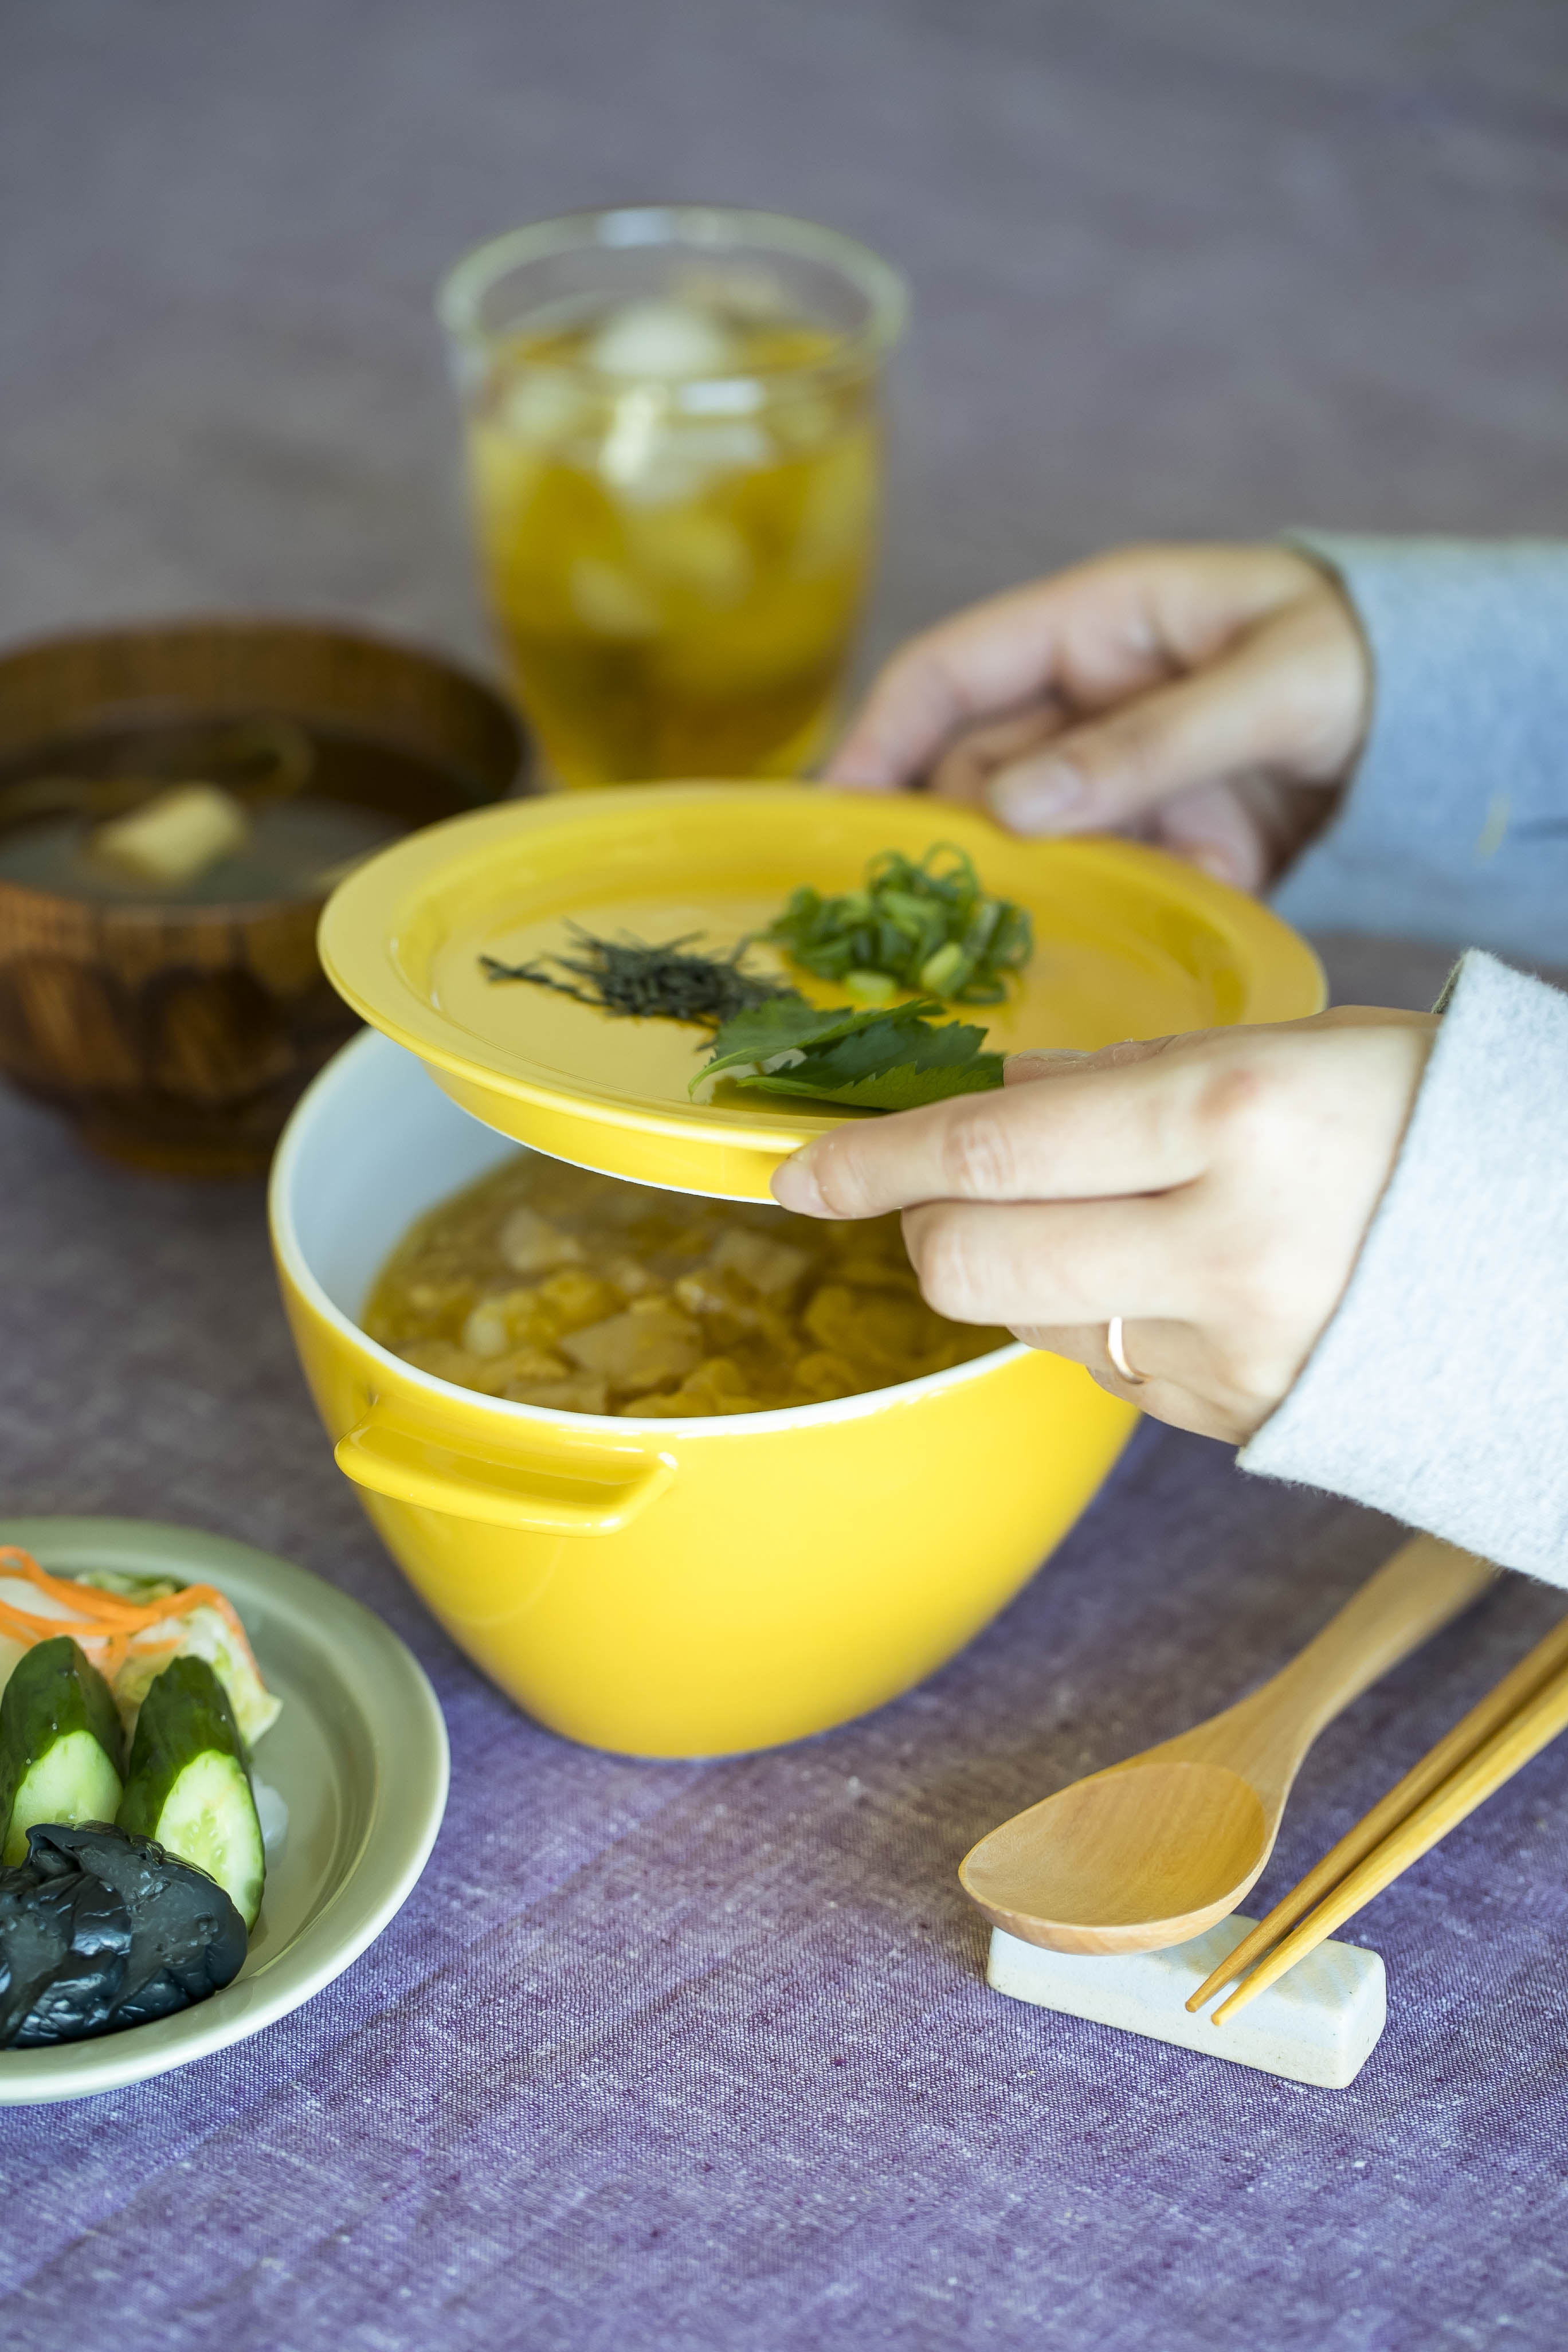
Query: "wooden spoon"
959 1535 1495 1955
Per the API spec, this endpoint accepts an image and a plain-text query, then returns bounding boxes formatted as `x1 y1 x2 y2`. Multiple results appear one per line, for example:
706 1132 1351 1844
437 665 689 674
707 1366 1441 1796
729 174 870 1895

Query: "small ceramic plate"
0 1516 449 2105
317 785 1326 1199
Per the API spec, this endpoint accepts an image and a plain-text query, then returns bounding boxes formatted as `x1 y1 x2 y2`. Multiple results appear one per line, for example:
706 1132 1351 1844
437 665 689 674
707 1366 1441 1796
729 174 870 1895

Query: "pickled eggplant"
0 1637 125 1865
0 1834 128 2045
36 1824 247 2030
117 1657 265 1930
0 1823 246 2048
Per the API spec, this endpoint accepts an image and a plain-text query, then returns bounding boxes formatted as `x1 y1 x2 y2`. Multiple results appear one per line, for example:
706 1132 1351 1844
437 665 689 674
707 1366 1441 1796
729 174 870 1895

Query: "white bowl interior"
281 1029 518 1323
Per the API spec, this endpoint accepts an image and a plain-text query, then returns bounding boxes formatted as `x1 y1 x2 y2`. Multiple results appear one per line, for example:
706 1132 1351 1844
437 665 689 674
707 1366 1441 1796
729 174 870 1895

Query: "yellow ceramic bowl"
280 804 1324 1757
270 1029 1139 1755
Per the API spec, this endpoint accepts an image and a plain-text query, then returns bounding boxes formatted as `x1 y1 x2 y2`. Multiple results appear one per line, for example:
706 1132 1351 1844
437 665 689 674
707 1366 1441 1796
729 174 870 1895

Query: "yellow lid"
317 783 1325 1200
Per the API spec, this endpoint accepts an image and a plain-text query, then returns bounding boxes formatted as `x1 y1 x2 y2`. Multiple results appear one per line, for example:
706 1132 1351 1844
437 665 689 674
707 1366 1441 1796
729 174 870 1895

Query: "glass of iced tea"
438 207 907 787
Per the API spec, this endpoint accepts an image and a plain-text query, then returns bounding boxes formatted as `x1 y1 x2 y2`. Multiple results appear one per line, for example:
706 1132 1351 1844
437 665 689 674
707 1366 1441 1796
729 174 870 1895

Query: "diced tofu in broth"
707 1227 809 1299
362 1153 1005 1416
497 1204 585 1277
560 1303 704 1394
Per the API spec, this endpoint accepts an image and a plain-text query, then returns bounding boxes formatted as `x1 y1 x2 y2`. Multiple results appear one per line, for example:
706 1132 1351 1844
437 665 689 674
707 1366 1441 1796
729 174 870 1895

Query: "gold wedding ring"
1106 1317 1147 1386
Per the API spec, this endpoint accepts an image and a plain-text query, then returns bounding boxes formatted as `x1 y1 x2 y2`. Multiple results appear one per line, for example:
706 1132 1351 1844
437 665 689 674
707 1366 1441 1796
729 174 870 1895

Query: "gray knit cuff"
1271 535 1568 969
1240 950 1568 1582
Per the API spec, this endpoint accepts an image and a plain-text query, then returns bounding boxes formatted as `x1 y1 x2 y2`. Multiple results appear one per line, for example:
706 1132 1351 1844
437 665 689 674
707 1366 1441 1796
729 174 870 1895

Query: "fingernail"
771 1147 826 1215
987 760 1087 831
1189 845 1238 885
1005 1049 1088 1084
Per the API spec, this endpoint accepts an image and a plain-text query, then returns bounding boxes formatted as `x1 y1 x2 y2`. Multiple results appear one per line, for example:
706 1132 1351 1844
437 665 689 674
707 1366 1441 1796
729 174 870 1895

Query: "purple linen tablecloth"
3 948 1568 2352
7 1 1568 2341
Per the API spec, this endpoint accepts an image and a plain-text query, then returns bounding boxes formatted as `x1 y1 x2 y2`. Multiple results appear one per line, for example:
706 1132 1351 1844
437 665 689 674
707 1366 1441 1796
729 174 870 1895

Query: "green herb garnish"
763 844 1033 1006
691 995 1005 1111
481 929 797 1029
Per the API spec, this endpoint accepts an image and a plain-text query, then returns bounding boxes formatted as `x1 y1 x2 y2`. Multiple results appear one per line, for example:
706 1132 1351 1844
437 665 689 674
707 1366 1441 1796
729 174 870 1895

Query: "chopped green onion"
763 844 1032 1005
918 942 969 997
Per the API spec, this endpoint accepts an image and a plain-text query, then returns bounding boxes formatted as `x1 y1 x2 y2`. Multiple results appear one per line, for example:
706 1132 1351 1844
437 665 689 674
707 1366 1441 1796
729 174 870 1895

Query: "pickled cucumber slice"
6 1731 123 1866
117 1657 265 1931
0 1637 126 1865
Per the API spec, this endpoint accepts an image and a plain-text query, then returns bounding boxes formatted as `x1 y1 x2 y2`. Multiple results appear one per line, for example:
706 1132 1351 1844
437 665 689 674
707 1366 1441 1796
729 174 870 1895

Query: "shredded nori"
481 928 801 1029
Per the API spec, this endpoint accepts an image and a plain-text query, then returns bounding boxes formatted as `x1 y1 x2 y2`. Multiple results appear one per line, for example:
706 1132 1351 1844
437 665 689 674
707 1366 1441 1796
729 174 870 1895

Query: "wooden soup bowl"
0 619 526 1175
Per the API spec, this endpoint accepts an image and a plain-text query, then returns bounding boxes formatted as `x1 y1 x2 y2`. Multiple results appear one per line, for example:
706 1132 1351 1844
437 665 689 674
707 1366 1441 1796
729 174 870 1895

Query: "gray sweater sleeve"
1235 537 1568 1578
1271 536 1568 970
1241 950 1568 1581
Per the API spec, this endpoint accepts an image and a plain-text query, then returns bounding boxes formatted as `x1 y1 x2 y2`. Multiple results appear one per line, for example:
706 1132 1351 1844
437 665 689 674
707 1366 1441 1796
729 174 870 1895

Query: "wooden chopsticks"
1186 1609 1568 2027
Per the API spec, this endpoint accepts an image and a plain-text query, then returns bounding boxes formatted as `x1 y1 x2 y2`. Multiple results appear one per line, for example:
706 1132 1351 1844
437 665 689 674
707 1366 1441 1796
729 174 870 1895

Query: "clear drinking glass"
438 207 907 788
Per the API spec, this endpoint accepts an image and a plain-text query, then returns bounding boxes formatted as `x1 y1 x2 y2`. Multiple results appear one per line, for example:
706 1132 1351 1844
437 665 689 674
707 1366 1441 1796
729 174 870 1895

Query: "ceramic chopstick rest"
986 1914 1386 2088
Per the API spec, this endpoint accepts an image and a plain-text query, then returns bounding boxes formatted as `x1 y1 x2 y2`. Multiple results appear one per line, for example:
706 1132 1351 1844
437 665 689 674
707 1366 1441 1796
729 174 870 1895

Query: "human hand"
824 543 1372 893
770 1009 1437 1445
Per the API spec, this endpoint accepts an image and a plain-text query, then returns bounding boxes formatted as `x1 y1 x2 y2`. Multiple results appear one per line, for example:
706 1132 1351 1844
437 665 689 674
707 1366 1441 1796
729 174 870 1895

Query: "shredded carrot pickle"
0 1548 261 1686
363 1155 1006 1417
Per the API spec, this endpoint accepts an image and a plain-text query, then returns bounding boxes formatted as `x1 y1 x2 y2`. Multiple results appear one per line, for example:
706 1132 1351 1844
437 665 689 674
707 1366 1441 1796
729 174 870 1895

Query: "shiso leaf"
735 1059 1003 1110
691 997 1003 1110
693 994 904 1080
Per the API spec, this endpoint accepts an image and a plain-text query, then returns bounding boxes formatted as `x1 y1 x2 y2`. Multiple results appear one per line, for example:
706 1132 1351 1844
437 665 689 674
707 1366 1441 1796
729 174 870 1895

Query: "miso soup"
364 1152 1004 1418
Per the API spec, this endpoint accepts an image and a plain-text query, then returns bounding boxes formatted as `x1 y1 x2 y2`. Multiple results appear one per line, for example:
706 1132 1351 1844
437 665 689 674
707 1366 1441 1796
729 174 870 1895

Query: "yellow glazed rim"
317 784 1327 1201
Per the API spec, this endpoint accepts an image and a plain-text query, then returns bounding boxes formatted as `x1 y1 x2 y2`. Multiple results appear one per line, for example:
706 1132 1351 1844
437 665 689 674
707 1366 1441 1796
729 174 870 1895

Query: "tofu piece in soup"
362 1154 1005 1416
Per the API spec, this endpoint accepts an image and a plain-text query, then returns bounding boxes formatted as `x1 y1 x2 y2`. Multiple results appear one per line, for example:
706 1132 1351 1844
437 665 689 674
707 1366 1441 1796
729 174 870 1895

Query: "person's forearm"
1272 536 1568 967
1240 951 1568 1581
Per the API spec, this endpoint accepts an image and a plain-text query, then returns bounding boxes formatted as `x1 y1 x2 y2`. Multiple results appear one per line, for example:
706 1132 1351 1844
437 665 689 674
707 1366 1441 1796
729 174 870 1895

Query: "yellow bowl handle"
334 1409 677 1535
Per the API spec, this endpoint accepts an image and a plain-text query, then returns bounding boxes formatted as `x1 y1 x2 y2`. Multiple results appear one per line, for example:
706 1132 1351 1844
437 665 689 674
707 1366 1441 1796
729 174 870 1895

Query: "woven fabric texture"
4 1029 1568 2351
5 1 1568 2343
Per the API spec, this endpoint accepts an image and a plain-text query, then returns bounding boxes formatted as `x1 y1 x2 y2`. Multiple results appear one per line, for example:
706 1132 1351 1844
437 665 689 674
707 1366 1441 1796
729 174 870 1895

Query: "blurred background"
5 0 1567 679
